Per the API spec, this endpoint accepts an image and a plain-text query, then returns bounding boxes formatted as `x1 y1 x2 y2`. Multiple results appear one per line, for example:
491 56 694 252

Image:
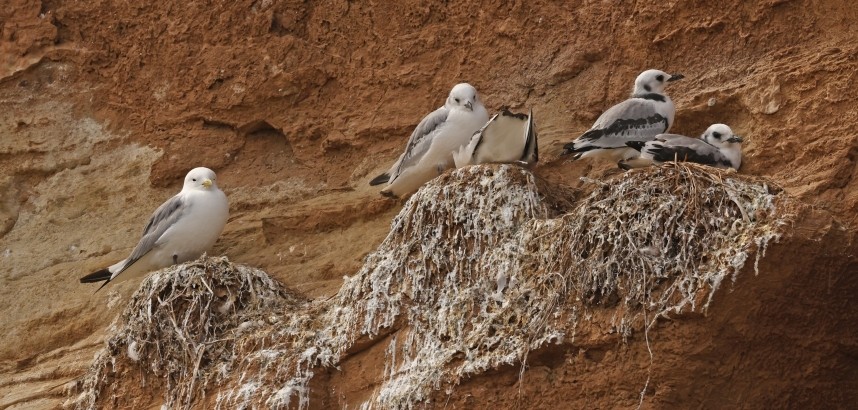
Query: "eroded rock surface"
1 0 857 408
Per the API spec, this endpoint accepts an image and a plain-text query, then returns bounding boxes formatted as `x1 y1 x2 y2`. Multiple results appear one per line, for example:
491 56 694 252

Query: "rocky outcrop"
68 165 818 409
1 0 856 408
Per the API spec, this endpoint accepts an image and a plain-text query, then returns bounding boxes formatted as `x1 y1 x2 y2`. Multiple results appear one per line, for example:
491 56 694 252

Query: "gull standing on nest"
80 167 229 291
369 83 489 198
562 69 684 163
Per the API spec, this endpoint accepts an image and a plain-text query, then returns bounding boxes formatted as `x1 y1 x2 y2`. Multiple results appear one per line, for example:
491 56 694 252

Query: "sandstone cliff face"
1 0 856 408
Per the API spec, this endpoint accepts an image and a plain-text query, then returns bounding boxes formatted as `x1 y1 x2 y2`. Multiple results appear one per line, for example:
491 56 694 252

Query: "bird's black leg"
173 254 178 265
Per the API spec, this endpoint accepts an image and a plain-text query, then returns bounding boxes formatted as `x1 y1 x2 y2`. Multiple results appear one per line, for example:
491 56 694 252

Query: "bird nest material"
69 164 794 409
66 257 303 409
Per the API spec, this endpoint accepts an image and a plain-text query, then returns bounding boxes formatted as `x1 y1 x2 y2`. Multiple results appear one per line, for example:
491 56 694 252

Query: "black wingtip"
560 139 582 156
560 144 580 156
94 280 112 293
81 268 113 293
518 109 538 164
560 149 584 160
626 141 646 151
380 190 397 199
618 161 633 171
369 173 390 186
529 110 538 163
80 268 111 284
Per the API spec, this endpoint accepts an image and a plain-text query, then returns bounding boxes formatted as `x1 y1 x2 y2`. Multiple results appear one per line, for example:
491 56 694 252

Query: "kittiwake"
453 108 538 168
620 123 744 170
369 83 489 198
80 167 229 291
562 69 684 162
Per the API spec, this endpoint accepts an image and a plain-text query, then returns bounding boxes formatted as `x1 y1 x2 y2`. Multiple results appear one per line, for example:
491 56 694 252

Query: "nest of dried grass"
66 257 303 409
70 163 794 410
214 164 791 409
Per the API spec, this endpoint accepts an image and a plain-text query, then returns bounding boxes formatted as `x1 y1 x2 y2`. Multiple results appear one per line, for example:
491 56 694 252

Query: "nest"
66 257 303 409
70 164 793 409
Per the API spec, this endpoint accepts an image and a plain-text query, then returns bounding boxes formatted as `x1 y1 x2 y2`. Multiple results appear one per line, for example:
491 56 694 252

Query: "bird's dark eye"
455 98 460 103
712 132 722 139
192 178 197 182
656 75 664 82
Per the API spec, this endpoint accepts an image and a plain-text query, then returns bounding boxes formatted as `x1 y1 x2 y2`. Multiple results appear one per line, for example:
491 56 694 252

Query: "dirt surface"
1 0 856 408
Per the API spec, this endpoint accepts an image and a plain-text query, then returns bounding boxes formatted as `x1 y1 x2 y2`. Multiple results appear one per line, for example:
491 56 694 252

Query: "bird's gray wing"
115 194 189 275
646 136 729 166
391 106 449 180
568 98 669 151
652 133 689 142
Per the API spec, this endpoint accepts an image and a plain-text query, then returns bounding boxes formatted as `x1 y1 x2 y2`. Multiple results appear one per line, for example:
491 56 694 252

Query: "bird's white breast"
154 188 229 264
720 146 743 170
660 96 676 131
425 107 489 167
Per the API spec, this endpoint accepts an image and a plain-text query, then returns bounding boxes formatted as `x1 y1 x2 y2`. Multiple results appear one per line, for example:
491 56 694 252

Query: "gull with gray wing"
562 69 684 162
620 123 744 171
370 83 489 198
80 167 229 291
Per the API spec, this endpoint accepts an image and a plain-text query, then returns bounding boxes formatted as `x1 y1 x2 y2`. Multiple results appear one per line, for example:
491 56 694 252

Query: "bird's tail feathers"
561 141 588 158
80 268 111 283
369 172 390 186
81 268 114 293
562 138 599 156
561 141 577 151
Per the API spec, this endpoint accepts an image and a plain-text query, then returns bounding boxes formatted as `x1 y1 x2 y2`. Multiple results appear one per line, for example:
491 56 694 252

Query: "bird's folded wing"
520 109 538 163
115 194 188 276
651 133 688 143
392 107 449 179
647 136 723 164
577 98 669 147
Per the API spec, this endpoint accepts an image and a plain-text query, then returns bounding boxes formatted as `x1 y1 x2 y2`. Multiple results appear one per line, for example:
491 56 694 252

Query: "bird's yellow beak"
202 179 213 189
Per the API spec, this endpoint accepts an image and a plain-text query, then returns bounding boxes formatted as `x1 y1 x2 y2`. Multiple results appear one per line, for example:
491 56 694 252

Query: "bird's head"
702 123 743 148
183 167 219 191
633 69 684 95
446 83 480 111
